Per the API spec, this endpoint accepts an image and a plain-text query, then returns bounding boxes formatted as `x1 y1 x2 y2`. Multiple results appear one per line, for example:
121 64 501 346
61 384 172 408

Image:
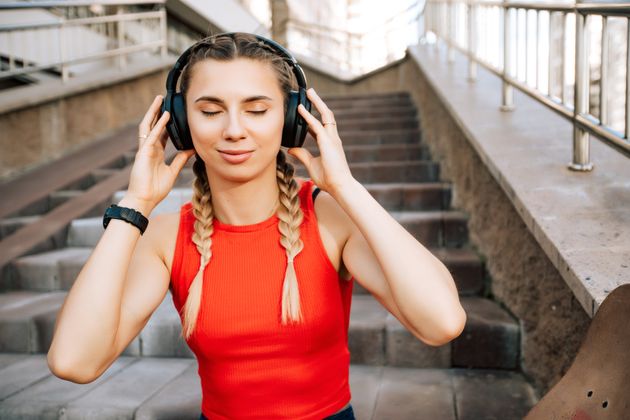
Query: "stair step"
333 116 418 131
0 290 516 370
0 291 66 353
352 247 484 296
324 96 413 109
350 294 519 369
317 128 420 144
301 143 432 162
0 215 65 259
322 91 411 101
48 190 82 209
9 247 92 291
0 354 537 419
297 160 439 183
90 168 118 183
315 105 418 119
0 216 41 240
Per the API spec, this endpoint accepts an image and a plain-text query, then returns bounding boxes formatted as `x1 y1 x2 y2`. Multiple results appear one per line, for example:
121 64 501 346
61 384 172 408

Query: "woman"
47 33 466 419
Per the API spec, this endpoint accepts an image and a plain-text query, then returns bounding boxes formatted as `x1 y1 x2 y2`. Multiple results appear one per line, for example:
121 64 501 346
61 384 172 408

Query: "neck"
206 161 281 226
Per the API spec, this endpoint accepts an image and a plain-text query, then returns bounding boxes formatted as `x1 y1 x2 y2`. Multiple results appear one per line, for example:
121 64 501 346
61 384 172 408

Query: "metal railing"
424 0 630 171
287 1 426 75
0 0 167 83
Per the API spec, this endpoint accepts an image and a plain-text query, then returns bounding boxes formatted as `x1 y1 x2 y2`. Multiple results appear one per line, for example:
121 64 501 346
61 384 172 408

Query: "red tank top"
169 178 354 419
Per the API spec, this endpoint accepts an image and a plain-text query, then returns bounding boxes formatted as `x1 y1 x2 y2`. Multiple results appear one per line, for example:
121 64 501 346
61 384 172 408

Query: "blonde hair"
178 33 305 340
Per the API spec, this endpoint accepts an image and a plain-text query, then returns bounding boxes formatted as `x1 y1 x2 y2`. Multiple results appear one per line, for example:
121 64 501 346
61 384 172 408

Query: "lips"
218 149 254 164
218 150 254 155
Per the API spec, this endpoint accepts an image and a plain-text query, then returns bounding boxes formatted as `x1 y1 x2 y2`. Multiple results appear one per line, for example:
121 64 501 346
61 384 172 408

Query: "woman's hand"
289 88 355 195
125 95 196 214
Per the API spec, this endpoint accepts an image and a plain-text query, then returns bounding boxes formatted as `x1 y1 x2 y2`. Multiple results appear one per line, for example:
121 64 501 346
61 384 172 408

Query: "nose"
223 110 247 141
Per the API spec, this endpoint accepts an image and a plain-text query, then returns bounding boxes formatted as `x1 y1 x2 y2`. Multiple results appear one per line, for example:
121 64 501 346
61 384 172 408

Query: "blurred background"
0 1 629 419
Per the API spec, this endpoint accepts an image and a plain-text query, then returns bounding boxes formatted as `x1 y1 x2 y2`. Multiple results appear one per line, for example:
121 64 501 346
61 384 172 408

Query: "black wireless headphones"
160 32 312 150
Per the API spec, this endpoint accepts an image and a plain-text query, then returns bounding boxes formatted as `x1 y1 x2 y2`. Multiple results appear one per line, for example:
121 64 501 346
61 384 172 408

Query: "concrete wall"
303 57 590 396
0 68 169 182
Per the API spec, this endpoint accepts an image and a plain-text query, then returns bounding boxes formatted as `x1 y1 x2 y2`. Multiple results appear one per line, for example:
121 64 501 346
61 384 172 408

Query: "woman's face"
185 58 285 182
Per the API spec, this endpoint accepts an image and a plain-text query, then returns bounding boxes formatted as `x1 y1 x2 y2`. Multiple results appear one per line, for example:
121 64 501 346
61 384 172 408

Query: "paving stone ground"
0 354 538 419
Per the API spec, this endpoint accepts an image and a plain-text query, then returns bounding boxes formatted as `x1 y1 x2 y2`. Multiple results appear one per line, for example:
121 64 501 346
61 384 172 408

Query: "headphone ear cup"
294 87 311 148
282 90 299 148
171 93 193 150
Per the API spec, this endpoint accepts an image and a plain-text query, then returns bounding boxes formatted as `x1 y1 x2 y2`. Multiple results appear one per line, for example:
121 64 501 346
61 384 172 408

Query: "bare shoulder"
143 210 182 274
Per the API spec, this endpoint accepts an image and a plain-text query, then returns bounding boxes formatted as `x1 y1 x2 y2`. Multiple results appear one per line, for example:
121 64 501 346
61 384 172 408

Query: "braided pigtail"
276 150 305 325
181 156 215 340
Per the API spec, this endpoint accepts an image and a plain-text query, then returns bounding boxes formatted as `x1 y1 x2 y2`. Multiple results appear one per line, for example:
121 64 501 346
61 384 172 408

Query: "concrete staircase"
0 91 540 419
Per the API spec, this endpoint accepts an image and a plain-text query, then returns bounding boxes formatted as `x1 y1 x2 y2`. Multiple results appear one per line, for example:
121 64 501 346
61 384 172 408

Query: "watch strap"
103 204 149 234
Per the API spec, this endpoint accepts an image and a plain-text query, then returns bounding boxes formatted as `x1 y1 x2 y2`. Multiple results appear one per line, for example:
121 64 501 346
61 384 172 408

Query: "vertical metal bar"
548 11 553 97
160 7 167 57
570 12 593 171
117 6 127 70
534 10 541 90
59 21 68 82
561 12 567 104
626 17 630 140
600 16 608 125
516 9 520 80
8 31 15 71
525 9 529 84
502 4 514 111
448 0 455 63
468 2 477 81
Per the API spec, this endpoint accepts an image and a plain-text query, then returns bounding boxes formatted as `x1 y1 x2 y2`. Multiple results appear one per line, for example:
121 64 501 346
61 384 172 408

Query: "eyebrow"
194 95 273 104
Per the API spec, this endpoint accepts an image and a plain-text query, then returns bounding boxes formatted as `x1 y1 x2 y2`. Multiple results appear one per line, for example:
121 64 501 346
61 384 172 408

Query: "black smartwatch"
103 204 149 235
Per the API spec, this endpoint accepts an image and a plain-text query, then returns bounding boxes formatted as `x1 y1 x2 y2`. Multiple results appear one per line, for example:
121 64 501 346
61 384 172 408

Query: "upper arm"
96 213 173 376
314 189 436 345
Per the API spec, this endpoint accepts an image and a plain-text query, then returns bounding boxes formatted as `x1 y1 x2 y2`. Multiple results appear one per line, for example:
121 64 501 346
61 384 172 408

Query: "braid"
181 156 214 340
275 150 305 324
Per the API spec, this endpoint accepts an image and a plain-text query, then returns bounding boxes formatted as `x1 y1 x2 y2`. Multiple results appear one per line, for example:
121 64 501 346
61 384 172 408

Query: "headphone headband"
165 32 307 94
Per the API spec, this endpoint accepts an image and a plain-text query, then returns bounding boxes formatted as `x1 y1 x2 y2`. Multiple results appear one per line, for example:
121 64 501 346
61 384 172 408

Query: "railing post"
467 2 477 81
626 16 630 141
117 6 127 71
600 16 608 125
569 11 593 171
59 20 69 82
447 0 454 62
160 7 167 58
501 3 514 111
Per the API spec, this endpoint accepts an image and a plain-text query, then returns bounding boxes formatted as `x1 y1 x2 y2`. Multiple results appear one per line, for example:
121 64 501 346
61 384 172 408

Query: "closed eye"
201 110 267 116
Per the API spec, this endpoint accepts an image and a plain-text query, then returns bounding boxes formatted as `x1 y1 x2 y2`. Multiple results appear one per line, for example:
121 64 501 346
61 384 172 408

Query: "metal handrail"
0 1 167 83
0 1 164 8
424 0 630 170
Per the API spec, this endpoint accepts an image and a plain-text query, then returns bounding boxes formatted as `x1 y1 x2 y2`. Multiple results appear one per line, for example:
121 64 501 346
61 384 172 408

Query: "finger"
143 111 170 148
298 103 326 139
305 88 335 125
158 126 169 149
139 95 163 137
288 147 314 171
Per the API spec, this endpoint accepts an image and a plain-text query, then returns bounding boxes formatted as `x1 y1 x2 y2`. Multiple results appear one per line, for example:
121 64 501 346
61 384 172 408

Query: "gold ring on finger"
323 121 336 126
